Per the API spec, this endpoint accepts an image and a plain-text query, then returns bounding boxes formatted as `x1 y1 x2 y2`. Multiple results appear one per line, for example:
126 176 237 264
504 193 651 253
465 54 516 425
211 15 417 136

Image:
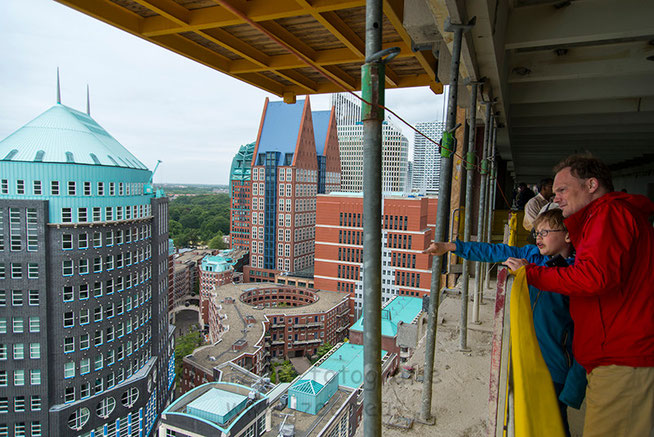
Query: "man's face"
553 167 594 217
541 183 553 199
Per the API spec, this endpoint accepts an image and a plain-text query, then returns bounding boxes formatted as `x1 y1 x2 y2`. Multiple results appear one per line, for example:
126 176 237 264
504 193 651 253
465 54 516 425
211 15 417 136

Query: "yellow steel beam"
134 0 319 94
150 33 284 95
142 0 366 37
56 0 142 34
258 20 358 91
131 0 189 26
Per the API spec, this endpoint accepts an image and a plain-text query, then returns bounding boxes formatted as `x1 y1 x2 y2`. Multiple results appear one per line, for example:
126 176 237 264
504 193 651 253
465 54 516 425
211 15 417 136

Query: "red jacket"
525 192 654 372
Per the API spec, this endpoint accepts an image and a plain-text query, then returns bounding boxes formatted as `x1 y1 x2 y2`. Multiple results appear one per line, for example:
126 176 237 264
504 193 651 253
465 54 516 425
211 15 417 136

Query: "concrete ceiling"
58 0 654 181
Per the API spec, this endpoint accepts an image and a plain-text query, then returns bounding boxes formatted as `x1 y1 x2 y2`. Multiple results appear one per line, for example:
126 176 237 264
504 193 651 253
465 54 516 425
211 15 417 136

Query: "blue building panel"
257 100 305 160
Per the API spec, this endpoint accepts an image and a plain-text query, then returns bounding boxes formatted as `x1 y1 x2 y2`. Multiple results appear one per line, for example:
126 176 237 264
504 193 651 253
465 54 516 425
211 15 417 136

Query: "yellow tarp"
510 268 565 437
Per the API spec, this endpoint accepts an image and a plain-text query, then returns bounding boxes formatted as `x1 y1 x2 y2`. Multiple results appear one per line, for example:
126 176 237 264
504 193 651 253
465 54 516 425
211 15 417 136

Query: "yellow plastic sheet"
510 268 565 437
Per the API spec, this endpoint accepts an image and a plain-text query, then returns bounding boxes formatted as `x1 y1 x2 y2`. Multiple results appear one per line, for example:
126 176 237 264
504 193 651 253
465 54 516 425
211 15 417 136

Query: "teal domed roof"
0 104 148 170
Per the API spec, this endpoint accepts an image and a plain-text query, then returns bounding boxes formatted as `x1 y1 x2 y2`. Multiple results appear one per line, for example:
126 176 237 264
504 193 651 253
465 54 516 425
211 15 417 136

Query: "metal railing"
488 267 514 437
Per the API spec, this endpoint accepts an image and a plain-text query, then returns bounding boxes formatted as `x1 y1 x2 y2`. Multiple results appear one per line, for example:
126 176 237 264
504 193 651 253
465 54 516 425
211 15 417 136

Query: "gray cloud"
0 0 446 184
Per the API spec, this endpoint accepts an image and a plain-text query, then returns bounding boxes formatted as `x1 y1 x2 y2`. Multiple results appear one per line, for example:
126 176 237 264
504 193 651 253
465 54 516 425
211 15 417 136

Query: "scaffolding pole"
459 80 482 351
361 0 395 434
420 17 474 423
472 106 492 324
485 124 498 290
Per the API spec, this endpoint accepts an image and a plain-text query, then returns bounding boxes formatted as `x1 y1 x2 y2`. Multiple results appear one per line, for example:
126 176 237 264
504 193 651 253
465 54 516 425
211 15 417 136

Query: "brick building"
236 97 341 282
314 193 438 318
180 283 350 394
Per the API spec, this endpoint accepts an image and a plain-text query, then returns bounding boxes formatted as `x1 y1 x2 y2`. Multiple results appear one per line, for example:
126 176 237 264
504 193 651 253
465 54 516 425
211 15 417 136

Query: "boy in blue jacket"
424 209 586 435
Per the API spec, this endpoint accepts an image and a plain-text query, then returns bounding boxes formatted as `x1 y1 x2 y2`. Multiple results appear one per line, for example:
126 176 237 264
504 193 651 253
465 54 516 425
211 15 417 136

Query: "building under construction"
53 0 654 436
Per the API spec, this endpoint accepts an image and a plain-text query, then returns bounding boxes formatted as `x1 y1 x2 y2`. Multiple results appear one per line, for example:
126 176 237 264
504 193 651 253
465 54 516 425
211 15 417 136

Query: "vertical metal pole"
421 17 472 422
472 106 492 324
362 0 383 435
459 82 480 351
485 124 498 290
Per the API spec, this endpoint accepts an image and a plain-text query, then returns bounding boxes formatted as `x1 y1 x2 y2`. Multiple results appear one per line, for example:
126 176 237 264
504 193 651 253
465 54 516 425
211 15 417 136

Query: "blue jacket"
454 240 587 408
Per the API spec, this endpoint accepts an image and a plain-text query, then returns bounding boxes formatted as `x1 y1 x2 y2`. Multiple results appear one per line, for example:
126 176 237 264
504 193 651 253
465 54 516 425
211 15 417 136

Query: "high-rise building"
231 97 340 282
411 121 446 194
229 143 255 251
330 93 409 193
314 193 438 317
0 102 174 436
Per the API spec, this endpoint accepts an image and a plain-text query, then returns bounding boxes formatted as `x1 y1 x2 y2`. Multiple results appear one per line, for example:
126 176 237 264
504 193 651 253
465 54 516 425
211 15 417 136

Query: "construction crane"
144 159 162 194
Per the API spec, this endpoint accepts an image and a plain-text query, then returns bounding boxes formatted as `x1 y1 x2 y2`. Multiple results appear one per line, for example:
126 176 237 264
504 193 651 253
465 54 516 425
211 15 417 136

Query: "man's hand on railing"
422 241 456 256
503 257 529 271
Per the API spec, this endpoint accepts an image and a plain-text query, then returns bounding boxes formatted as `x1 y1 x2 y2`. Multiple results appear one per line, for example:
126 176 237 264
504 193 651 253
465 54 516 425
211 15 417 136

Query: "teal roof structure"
311 110 331 155
186 388 247 421
349 296 423 337
319 343 387 389
256 99 305 162
201 250 238 273
0 104 147 170
229 142 255 182
291 367 337 394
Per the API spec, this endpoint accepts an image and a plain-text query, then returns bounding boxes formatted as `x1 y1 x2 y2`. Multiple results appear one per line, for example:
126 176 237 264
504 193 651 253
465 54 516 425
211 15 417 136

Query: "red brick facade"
314 194 439 316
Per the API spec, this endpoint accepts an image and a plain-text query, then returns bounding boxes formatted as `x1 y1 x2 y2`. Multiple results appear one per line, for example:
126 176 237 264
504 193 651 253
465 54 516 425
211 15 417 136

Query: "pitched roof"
0 104 148 170
256 99 306 160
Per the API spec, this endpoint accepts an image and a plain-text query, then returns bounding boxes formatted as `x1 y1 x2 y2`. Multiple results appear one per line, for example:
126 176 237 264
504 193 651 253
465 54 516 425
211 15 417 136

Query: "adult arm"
526 204 637 296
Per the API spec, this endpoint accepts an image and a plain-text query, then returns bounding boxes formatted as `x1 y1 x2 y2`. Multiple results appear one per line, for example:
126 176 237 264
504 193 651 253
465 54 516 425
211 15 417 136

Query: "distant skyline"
0 0 446 185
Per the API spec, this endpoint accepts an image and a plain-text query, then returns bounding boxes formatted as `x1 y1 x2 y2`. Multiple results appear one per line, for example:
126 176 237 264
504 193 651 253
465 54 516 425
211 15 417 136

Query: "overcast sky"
0 0 446 185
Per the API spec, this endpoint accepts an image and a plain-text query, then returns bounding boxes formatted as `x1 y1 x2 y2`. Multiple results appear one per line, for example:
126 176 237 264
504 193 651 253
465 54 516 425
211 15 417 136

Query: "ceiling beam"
56 0 142 34
505 0 654 50
508 41 654 83
511 97 654 118
512 124 654 136
512 111 654 128
141 0 366 37
510 74 654 104
384 0 441 91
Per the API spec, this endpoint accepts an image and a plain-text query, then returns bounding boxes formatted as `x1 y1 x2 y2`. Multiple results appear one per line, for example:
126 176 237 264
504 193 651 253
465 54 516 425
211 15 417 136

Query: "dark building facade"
0 103 175 436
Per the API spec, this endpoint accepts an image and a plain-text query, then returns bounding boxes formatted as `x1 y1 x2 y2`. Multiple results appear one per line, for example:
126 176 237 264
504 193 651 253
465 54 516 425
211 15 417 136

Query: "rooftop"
164 382 267 433
0 104 148 170
318 343 386 390
185 283 349 372
350 296 424 337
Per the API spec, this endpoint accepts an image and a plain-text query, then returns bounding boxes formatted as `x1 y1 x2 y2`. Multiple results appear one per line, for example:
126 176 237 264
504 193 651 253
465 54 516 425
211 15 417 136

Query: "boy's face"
534 222 571 257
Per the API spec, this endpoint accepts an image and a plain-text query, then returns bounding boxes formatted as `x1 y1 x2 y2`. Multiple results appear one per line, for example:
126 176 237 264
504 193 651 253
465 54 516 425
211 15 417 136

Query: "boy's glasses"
534 229 564 238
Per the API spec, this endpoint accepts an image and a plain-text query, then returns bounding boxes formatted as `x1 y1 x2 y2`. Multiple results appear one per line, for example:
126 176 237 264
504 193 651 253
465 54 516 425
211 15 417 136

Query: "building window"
63 312 74 328
62 234 73 250
13 317 24 333
13 344 24 360
33 181 42 195
9 209 21 251
78 208 88 222
30 370 41 385
97 182 104 196
14 370 25 386
51 181 60 195
83 181 91 196
31 396 41 411
28 290 39 306
64 362 75 379
64 337 74 353
93 207 101 222
12 290 22 306
0 179 7 194
68 181 76 196
79 259 89 275
28 317 39 333
14 397 25 412
27 263 38 279
62 208 72 223
16 180 25 194
29 343 40 359
65 388 76 404
80 358 90 375
62 260 73 276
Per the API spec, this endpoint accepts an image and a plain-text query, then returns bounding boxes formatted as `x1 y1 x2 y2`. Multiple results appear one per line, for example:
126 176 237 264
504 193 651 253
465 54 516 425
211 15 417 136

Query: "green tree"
277 361 298 382
174 331 203 378
316 342 334 360
208 232 227 250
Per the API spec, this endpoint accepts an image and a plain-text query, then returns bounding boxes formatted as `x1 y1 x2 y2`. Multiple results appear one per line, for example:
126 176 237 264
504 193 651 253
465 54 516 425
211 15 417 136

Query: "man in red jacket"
505 155 654 437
